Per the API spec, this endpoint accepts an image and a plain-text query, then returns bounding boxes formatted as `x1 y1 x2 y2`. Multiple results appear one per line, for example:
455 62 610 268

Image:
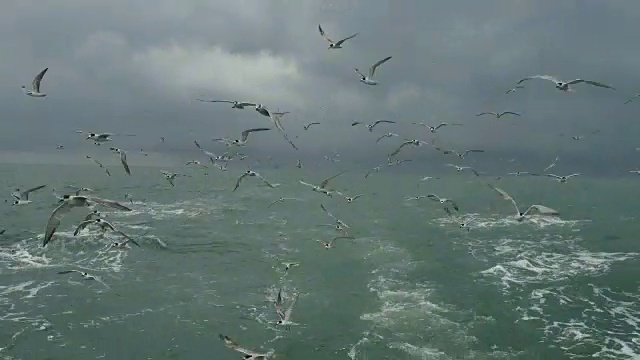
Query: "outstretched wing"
517 75 559 85
369 56 392 77
73 220 95 236
233 173 249 192
388 141 412 157
487 184 520 215
241 127 271 142
32 68 49 92
88 197 132 211
318 24 333 43
334 32 358 46
22 184 47 200
120 151 131 175
523 204 560 217
566 79 615 89
43 201 76 247
320 170 347 188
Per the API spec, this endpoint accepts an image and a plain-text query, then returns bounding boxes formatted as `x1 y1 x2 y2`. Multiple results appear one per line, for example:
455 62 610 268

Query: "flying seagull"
389 139 430 157
275 291 299 329
354 56 392 85
195 99 255 109
303 122 320 130
476 111 521 119
86 133 113 142
233 170 278 192
517 75 615 92
85 156 110 176
505 85 525 94
624 93 640 104
268 197 300 208
487 184 559 222
219 334 273 359
109 147 131 175
194 140 223 164
413 122 462 133
530 173 581 183
445 164 481 176
43 195 132 247
543 157 559 172
376 132 399 143
57 270 110 288
351 120 396 132
318 24 358 49
213 128 271 147
254 105 298 149
73 218 140 247
426 194 459 211
11 185 47 202
320 203 351 230
317 236 355 249
299 171 347 197
21 68 49 97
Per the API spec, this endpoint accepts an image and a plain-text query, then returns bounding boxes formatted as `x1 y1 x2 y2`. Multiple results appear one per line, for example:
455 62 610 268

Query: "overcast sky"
1 0 639 172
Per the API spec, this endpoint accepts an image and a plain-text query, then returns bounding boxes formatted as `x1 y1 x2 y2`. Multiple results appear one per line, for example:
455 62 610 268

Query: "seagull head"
12 200 19 205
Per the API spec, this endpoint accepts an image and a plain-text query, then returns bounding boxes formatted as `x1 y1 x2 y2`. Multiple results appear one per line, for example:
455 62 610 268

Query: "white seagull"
219 334 273 359
57 270 110 288
21 68 49 97
389 139 430 157
160 170 186 187
531 173 581 183
517 75 615 92
317 235 355 249
351 120 396 132
195 99 255 109
487 184 560 222
254 105 298 149
109 147 131 175
320 203 350 229
413 122 463 133
318 24 358 49
43 195 132 247
543 156 559 172
11 184 47 204
86 133 113 142
73 218 140 247
213 128 271 147
233 170 277 192
630 170 640 175
476 111 521 119
299 171 347 197
354 56 392 85
426 194 459 211
445 164 481 176
268 197 300 208
376 132 399 143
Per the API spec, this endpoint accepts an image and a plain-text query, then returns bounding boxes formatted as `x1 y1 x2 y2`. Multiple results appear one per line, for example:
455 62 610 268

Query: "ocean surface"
1 162 639 359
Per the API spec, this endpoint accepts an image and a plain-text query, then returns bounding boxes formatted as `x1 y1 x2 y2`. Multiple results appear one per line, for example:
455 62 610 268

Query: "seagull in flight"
57 270 110 288
317 236 355 249
351 120 396 132
426 194 459 211
543 156 559 172
630 170 640 175
303 122 320 130
364 165 383 179
86 133 113 142
337 193 364 203
213 128 271 147
487 184 560 222
505 85 525 94
73 218 140 247
517 75 615 92
354 56 392 85
22 68 49 97
413 122 463 133
233 170 277 192
447 149 485 159
274 291 299 329
507 171 530 176
389 139 430 157
219 334 273 359
318 24 358 49
11 185 47 204
43 195 132 247
530 173 581 183
445 164 480 176
268 197 300 208
376 132 399 143
320 203 350 230
476 111 521 119
195 99 255 109
299 171 347 197
254 105 298 149
624 93 640 104
194 140 223 164
160 170 185 187
109 147 131 175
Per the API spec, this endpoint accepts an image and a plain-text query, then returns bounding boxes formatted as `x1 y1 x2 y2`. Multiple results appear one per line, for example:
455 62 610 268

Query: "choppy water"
1 163 639 359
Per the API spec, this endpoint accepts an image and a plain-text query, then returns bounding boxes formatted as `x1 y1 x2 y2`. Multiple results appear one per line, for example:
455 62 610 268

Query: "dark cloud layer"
1 1 639 173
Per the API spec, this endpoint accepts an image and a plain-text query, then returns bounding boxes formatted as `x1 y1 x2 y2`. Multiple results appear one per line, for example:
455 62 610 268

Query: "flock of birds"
7 22 640 359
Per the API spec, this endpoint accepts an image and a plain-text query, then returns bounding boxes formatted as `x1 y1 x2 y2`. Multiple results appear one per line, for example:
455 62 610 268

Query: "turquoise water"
0 162 639 359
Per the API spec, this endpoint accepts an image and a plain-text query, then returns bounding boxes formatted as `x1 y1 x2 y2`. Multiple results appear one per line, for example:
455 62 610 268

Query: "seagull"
389 139 430 157
11 185 47 202
543 157 559 172
517 75 615 92
299 171 347 197
219 334 273 359
354 56 392 85
426 194 459 211
405 195 427 201
275 291 299 329
507 171 530 176
505 85 525 94
57 270 110 288
43 195 132 247
318 24 358 49
268 197 300 208
317 236 356 249
160 170 185 187
413 122 463 133
387 158 412 167
195 99 255 109
83 209 102 222
56 144 64 150
233 170 277 192
109 147 131 175
194 140 223 164
86 156 111 176
487 184 559 222
213 128 271 147
283 262 299 273
530 173 581 183
86 133 113 142
12 199 33 206
376 132 399 143
351 120 396 132
73 218 140 247
364 165 383 179
320 204 350 229
624 93 640 104
21 68 48 97
337 193 364 203
255 104 272 118
303 122 320 130
630 170 640 175
255 106 298 149
451 149 485 159
476 111 521 119
185 160 207 168
445 164 481 176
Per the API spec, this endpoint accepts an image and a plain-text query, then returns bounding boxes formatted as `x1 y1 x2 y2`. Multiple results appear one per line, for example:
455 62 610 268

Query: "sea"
1 160 639 359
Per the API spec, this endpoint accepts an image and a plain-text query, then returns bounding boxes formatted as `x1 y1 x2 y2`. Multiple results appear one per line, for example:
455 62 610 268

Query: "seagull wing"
241 127 271 142
487 184 521 215
334 33 359 46
88 197 133 211
373 120 396 126
32 68 48 92
43 201 76 247
434 123 452 130
219 334 264 357
566 79 615 89
320 204 337 220
237 102 256 107
320 170 347 188
21 184 47 200
476 112 496 117
284 292 299 321
501 111 521 116
256 174 277 188
195 99 233 103
233 173 249 192
119 151 131 175
389 141 412 157
522 204 559 217
624 94 640 104
318 24 334 43
73 220 95 236
353 68 366 78
369 56 392 77
517 75 560 84
426 194 441 202
299 180 315 189
566 173 581 178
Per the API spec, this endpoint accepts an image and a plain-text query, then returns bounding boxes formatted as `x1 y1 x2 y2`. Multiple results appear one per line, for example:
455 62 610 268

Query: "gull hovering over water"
254 105 298 149
531 173 581 183
507 171 530 176
318 24 358 49
160 170 186 187
624 93 640 104
354 56 392 85
213 128 271 147
195 99 255 109
11 185 46 203
303 122 320 130
43 195 132 247
274 290 299 329
543 157 559 172
517 75 615 92
445 164 480 176
194 140 223 164
352 120 396 132
630 170 640 175
376 132 399 143
233 170 278 192
487 184 560 222
389 139 430 157
109 147 131 175
413 122 462 133
299 171 347 197
268 197 300 208
426 194 459 211
57 270 110 288
440 148 485 159
73 218 140 247
219 334 273 359
476 111 521 119
22 68 49 97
